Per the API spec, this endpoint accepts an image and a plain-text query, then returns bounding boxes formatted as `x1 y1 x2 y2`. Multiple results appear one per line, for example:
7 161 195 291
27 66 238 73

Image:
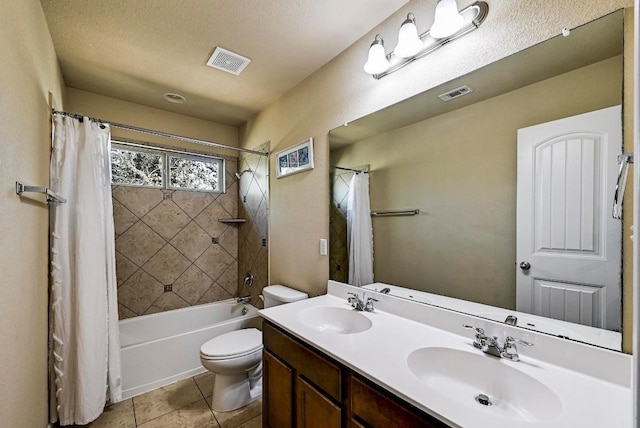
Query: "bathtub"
119 299 262 399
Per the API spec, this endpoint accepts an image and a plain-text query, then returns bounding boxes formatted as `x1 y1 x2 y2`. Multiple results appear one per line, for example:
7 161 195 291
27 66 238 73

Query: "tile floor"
71 373 261 428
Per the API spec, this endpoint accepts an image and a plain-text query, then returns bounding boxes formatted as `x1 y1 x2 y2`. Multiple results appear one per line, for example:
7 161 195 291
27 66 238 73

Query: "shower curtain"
49 115 121 425
347 173 374 286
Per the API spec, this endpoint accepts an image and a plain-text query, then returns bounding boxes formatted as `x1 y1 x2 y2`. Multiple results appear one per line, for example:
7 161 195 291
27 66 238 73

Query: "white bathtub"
119 299 261 399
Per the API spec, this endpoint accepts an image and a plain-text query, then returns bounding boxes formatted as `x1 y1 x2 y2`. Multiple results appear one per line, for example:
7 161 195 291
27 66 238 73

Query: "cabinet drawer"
264 321 342 401
350 374 448 428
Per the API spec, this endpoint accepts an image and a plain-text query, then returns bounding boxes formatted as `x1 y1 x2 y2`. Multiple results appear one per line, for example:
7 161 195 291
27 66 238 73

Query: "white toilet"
199 285 308 412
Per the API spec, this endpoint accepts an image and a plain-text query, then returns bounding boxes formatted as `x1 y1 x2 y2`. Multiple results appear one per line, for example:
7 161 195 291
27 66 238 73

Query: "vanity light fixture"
364 35 390 75
430 0 466 39
364 0 488 79
394 13 423 58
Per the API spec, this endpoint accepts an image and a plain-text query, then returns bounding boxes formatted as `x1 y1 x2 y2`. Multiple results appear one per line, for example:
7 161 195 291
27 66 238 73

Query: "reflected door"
516 105 622 330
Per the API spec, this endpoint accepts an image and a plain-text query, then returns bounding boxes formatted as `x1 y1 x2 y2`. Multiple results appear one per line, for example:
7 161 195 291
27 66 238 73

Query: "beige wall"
241 0 633 301
332 57 622 310
66 87 239 156
0 0 65 426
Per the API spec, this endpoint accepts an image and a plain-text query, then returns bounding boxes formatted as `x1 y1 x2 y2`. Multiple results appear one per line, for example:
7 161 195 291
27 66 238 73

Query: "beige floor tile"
133 378 203 425
212 397 262 428
80 399 135 428
236 415 262 428
138 399 219 428
194 371 215 398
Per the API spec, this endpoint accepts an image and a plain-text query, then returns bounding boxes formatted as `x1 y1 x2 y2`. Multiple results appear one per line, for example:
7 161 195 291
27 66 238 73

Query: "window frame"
111 140 226 194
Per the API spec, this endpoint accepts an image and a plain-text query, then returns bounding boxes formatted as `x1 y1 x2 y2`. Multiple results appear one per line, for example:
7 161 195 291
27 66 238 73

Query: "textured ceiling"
41 0 409 127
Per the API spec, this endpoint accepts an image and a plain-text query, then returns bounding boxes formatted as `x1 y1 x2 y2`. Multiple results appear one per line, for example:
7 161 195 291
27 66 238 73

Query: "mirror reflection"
329 10 627 351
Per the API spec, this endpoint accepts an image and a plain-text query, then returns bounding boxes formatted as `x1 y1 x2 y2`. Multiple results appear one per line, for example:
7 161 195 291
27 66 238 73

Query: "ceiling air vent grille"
206 47 251 76
438 85 474 102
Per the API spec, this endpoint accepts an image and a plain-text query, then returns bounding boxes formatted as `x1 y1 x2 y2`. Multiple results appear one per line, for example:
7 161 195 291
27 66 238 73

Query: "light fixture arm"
370 1 489 80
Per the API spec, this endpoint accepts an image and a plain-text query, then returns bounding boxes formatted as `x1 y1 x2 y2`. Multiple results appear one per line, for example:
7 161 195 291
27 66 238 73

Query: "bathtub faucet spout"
236 296 252 304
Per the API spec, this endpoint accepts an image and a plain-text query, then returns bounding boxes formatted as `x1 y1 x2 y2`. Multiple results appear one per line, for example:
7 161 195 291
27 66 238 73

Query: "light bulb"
394 13 423 58
430 0 465 39
364 35 390 75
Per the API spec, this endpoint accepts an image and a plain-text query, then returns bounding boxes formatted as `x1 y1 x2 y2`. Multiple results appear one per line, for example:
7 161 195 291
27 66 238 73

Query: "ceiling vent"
206 47 251 76
438 85 474 102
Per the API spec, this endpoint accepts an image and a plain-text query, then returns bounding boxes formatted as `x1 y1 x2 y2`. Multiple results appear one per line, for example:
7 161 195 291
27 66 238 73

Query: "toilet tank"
263 285 308 308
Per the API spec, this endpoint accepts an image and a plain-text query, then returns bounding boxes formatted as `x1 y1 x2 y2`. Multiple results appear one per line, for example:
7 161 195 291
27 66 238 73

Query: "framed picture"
275 137 314 178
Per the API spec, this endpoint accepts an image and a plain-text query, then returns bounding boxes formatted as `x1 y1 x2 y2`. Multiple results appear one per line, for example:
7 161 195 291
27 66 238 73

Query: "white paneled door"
516 106 622 331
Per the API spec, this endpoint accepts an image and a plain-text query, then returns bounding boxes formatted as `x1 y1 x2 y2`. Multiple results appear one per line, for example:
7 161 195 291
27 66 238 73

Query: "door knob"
519 261 531 270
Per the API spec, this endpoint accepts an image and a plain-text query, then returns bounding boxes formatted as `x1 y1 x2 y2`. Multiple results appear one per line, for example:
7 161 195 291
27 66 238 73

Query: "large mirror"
329 10 628 351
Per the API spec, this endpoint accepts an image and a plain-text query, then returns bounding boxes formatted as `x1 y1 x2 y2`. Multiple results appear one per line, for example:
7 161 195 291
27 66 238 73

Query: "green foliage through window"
110 142 224 192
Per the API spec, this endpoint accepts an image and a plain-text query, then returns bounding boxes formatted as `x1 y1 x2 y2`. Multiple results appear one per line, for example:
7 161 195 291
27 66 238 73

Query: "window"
110 142 224 192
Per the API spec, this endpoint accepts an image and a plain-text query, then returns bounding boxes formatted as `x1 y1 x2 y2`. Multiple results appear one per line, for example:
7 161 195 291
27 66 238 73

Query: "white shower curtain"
347 172 374 286
49 115 121 425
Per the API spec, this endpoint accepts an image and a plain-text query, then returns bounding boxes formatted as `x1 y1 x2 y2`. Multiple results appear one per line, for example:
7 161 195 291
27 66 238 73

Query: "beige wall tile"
197 284 233 304
142 244 191 285
142 200 191 240
172 190 215 218
118 304 137 320
115 221 166 266
113 186 164 218
219 226 238 258
113 199 139 236
173 265 215 304
217 262 239 296
195 202 232 238
195 245 235 280
115 252 139 286
171 221 213 262
144 292 190 314
117 270 164 314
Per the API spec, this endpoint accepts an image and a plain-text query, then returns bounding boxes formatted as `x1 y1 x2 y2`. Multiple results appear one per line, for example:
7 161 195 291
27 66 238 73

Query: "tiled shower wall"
329 169 351 283
238 143 269 308
114 157 240 319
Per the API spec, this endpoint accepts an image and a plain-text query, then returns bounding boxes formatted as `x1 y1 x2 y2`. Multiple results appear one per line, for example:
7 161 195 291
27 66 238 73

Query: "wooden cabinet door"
263 350 294 428
296 376 341 428
350 374 448 428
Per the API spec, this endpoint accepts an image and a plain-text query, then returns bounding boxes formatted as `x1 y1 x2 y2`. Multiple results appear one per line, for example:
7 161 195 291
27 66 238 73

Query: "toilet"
200 285 308 412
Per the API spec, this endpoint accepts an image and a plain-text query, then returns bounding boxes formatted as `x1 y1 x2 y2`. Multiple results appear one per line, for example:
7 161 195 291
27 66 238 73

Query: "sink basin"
407 347 563 422
298 306 372 334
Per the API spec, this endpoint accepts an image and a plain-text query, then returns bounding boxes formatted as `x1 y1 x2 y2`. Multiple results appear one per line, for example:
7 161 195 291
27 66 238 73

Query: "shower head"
235 169 252 180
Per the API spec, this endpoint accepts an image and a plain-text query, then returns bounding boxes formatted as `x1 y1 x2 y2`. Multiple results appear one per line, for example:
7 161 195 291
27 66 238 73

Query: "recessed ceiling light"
162 92 187 104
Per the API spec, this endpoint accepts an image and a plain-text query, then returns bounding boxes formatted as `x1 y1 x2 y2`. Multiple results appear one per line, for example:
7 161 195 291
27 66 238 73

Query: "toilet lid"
200 328 262 359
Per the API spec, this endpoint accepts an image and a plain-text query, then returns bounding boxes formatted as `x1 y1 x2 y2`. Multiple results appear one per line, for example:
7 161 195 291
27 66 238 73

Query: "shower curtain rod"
331 165 368 173
52 110 269 157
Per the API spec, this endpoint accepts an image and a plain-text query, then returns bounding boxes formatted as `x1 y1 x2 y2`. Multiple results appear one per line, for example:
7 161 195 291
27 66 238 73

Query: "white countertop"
259 290 632 428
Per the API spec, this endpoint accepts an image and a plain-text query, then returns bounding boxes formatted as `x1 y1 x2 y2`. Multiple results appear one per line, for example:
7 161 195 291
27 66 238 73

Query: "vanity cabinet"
262 321 448 428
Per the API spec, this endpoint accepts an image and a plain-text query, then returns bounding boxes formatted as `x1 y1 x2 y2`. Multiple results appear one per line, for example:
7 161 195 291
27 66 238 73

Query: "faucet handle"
501 336 533 361
347 292 365 310
505 336 533 347
463 324 485 335
364 297 378 312
463 324 486 349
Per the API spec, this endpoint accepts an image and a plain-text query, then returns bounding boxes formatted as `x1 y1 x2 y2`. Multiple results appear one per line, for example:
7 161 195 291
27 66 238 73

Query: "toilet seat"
200 328 262 361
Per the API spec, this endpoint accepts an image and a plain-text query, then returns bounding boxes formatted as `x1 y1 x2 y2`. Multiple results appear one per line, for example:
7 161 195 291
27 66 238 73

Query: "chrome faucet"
236 295 252 304
463 324 533 361
504 315 518 325
347 292 378 312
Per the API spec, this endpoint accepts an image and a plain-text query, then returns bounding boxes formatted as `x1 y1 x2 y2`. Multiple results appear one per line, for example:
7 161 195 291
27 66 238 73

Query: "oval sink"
298 306 372 334
407 347 563 422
